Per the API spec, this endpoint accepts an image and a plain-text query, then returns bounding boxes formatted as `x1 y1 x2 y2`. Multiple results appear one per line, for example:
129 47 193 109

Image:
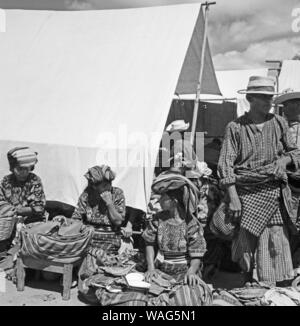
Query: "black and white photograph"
0 0 300 310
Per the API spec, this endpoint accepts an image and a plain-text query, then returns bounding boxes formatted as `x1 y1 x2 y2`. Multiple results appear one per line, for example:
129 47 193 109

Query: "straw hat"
166 120 190 132
238 76 278 95
274 88 300 105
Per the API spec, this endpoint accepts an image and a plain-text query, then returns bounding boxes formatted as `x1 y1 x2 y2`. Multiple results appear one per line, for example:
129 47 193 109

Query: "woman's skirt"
78 228 122 299
152 254 212 306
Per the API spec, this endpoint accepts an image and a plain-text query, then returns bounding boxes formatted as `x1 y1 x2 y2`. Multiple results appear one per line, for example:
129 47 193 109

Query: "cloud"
208 0 299 54
2 0 300 70
213 36 300 70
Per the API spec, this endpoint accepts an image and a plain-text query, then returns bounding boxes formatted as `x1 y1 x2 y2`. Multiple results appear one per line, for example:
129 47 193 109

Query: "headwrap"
84 165 116 184
7 147 38 171
151 172 199 220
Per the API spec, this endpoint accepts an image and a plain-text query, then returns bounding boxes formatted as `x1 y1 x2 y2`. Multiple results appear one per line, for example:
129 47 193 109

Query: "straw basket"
0 216 16 241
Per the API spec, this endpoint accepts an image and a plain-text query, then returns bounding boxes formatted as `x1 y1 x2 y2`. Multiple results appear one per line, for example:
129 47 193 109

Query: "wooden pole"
266 60 282 114
190 2 216 145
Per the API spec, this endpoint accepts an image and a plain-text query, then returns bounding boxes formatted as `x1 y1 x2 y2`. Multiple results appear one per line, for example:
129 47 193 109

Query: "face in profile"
13 166 31 182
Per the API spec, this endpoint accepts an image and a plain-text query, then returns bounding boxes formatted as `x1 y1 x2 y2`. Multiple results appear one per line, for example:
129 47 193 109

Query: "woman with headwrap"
142 173 212 306
0 147 46 267
71 165 127 298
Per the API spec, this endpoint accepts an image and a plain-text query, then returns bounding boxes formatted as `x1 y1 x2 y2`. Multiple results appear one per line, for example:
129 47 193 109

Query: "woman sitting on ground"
0 147 46 267
142 173 212 306
71 165 128 297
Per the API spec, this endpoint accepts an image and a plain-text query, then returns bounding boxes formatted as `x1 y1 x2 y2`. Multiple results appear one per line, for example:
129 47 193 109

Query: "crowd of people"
0 75 300 306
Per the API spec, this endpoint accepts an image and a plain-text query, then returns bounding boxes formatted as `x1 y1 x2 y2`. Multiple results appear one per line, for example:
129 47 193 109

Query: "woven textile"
151 172 199 220
7 147 38 170
95 268 213 306
96 289 148 306
84 165 116 184
218 113 300 186
209 201 238 241
20 222 94 262
238 181 283 237
232 226 294 283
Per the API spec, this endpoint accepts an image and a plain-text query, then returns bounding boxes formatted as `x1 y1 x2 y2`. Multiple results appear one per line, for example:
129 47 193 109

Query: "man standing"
218 76 300 285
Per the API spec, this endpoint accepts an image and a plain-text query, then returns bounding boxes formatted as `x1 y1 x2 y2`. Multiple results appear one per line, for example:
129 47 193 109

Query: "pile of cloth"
91 269 213 306
212 290 243 306
228 283 270 306
19 219 94 263
213 279 300 306
84 256 213 307
261 287 300 306
212 282 270 306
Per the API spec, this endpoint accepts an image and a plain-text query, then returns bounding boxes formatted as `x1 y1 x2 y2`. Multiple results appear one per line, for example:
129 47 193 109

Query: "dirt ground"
0 269 245 306
0 275 86 306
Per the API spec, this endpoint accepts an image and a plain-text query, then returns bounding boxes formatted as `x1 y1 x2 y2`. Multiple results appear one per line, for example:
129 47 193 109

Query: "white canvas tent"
0 4 220 212
278 60 300 92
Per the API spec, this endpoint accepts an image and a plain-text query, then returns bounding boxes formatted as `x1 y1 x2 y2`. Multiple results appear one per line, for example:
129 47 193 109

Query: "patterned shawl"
84 165 116 184
151 172 199 220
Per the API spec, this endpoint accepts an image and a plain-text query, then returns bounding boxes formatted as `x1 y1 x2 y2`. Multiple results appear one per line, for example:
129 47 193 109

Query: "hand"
53 215 67 225
144 268 159 283
100 191 113 206
184 271 201 286
121 224 133 238
228 196 242 221
274 156 291 175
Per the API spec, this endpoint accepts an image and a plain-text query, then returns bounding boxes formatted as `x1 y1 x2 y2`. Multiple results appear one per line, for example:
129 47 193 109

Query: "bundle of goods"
212 289 243 306
0 203 17 242
228 283 271 306
19 218 94 263
261 287 300 306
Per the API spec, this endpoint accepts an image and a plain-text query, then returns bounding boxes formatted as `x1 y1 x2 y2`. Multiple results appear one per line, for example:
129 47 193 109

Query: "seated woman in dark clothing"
71 165 127 295
0 147 46 266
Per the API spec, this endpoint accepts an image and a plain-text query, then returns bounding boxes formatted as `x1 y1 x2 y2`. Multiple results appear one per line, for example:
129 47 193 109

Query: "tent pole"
190 1 216 146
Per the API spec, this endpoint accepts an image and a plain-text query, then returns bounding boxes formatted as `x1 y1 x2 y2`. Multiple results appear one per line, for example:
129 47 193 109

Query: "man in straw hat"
275 89 300 272
217 76 300 285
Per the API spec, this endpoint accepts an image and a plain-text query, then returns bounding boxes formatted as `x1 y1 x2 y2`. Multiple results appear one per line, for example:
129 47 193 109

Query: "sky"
0 0 299 70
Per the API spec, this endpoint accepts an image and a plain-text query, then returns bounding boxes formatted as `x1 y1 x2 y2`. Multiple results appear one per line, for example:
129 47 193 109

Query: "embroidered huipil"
72 187 126 229
0 173 46 220
143 211 206 260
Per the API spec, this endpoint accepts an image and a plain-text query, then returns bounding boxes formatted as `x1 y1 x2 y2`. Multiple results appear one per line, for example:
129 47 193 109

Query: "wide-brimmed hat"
274 88 300 105
238 76 278 95
166 120 190 132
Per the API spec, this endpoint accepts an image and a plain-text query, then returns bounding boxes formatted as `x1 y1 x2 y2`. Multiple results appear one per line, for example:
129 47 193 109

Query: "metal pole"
190 1 216 145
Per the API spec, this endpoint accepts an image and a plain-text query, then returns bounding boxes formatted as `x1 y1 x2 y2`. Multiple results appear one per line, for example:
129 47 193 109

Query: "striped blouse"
218 113 300 186
288 121 300 149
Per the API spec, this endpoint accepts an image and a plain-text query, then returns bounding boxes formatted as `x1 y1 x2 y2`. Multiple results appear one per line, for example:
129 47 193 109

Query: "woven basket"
0 216 16 241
